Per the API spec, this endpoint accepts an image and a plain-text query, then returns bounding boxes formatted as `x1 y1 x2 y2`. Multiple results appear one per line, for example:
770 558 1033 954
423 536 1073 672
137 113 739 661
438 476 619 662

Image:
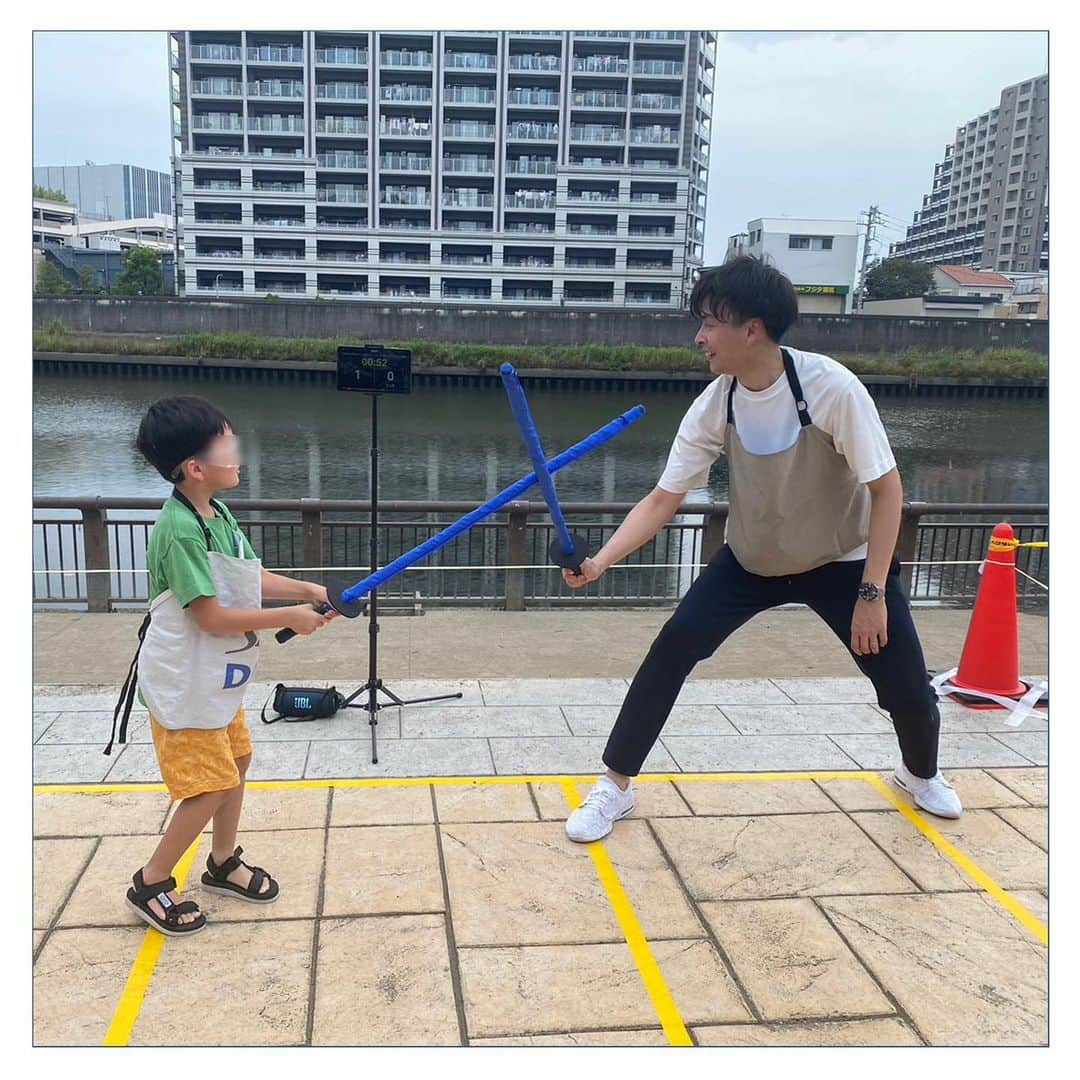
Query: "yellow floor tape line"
861 774 1048 945
34 770 877 796
102 836 202 1046
560 781 693 1047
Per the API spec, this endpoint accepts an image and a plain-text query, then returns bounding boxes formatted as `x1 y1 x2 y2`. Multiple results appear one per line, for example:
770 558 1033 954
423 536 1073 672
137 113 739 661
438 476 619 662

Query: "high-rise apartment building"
168 30 715 306
890 74 1048 274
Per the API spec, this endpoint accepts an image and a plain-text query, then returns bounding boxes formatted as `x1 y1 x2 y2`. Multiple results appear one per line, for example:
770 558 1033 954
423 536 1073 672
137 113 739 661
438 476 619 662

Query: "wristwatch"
857 581 883 602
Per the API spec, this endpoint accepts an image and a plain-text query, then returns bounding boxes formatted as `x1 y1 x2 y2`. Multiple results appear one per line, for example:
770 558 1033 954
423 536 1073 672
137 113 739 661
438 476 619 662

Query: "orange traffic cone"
946 521 1030 707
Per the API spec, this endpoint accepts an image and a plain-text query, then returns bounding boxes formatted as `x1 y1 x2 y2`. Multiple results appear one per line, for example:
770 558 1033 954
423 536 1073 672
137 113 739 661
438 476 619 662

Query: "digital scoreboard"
336 345 412 394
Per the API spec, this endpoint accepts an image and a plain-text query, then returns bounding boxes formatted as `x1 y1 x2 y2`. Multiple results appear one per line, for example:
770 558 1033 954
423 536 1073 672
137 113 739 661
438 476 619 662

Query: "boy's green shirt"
146 495 257 609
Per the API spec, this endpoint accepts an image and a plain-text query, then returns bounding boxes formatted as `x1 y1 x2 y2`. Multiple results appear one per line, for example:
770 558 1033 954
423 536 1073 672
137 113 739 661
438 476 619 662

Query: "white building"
170 30 718 307
725 217 859 314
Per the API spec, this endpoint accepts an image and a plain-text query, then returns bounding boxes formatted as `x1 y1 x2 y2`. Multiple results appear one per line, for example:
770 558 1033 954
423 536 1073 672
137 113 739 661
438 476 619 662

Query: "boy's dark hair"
689 255 800 342
135 396 233 483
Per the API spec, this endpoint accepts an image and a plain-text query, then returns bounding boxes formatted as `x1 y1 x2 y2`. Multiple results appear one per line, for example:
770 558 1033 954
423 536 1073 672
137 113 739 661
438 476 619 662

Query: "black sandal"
200 846 279 904
125 869 207 937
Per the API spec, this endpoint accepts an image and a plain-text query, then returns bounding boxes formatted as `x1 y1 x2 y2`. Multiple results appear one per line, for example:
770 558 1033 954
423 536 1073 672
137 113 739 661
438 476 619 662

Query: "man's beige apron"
724 349 871 577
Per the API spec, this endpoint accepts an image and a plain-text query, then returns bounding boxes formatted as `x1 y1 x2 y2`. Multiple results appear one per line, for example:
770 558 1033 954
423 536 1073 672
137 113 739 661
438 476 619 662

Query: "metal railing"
34 500 1048 613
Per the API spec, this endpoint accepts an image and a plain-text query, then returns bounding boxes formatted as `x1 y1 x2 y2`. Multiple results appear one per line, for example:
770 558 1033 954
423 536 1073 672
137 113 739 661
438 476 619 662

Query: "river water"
33 372 1048 506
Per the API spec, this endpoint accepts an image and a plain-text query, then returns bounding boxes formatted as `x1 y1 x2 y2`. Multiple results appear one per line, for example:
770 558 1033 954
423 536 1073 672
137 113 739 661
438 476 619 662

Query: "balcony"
570 90 627 108
189 147 243 158
577 31 631 39
197 280 244 291
316 117 369 135
505 192 556 209
569 125 624 142
636 31 686 41
444 121 496 139
569 157 623 168
444 86 497 105
191 78 243 96
250 148 307 159
247 45 304 63
316 184 368 204
253 181 305 192
509 31 562 37
315 47 368 65
255 282 308 294
253 216 307 227
631 126 680 144
318 250 368 262
253 249 304 261
316 82 368 100
504 222 555 234
195 115 246 131
566 258 615 269
507 121 559 141
317 218 367 229
190 44 242 62
248 79 304 98
632 93 681 110
443 254 492 266
506 158 557 174
441 287 492 300
379 153 432 171
442 220 493 232
509 55 562 73
193 248 241 258
380 85 433 103
505 256 554 268
379 50 433 67
443 191 494 208
318 286 368 295
628 226 674 237
318 151 369 169
248 115 305 133
193 180 242 191
632 60 684 76
380 188 431 207
445 52 498 70
443 156 495 174
508 90 560 106
379 119 432 137
381 254 431 264
630 192 677 204
573 57 629 74
568 190 618 203
566 224 617 236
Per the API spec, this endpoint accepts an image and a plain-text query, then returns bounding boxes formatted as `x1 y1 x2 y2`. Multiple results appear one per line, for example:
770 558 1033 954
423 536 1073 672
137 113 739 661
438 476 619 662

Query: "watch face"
859 583 881 601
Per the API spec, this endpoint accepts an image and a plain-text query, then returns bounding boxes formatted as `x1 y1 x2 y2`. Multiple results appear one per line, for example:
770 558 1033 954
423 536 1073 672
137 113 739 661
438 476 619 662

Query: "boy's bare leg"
142 789 230 924
210 755 271 895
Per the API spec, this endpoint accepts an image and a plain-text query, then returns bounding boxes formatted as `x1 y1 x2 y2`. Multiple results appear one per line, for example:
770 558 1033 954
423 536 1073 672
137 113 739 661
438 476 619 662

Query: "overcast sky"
33 29 1048 262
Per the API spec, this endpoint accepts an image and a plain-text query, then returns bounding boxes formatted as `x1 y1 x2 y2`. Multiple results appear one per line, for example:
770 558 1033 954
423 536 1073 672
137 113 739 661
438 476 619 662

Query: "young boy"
564 256 962 843
119 395 333 936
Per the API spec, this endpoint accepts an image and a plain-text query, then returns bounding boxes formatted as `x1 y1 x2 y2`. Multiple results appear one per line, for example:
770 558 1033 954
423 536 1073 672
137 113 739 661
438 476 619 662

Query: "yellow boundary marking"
861 773 1049 945
31 769 1047 1044
101 836 201 1046
560 780 693 1046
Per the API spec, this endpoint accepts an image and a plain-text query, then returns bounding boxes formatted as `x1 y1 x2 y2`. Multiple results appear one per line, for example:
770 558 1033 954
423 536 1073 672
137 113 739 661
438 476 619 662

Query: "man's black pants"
603 545 941 779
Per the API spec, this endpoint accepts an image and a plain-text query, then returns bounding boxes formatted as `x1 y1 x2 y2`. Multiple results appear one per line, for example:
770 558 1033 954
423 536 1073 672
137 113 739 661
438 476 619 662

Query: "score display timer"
337 345 412 394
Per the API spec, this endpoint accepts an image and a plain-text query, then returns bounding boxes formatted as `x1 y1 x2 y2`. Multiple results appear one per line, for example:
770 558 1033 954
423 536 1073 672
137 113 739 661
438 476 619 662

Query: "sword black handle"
275 602 334 644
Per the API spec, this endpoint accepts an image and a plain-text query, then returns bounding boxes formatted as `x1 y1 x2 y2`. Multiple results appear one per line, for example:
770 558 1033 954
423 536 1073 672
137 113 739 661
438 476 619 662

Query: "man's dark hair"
135 396 233 483
689 255 800 342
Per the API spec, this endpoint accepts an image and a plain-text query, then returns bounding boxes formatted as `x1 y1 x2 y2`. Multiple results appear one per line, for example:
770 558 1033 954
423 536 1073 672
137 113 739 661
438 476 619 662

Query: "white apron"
138 514 262 731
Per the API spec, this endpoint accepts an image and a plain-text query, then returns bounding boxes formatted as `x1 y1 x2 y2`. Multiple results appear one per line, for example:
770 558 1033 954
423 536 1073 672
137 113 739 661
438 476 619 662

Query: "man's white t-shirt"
657 346 897 561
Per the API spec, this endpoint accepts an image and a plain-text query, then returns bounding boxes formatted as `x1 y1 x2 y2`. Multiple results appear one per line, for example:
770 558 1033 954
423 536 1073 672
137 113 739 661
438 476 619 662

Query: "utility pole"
855 204 881 312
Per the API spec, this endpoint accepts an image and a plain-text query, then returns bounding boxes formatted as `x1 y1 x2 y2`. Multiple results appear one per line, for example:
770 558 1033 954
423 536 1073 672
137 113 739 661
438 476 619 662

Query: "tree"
36 259 69 296
112 246 164 296
864 258 934 301
77 265 98 294
33 184 69 203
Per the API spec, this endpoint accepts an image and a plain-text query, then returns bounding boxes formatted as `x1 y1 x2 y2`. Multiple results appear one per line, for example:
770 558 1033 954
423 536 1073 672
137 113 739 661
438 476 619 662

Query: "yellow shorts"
149 707 253 801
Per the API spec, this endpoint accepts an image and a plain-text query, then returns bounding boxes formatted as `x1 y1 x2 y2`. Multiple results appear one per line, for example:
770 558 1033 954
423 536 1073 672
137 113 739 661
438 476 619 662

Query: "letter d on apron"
138 508 262 731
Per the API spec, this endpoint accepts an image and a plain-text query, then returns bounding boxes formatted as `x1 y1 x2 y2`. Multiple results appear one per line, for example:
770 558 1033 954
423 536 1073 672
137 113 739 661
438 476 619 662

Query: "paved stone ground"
33 677 1049 785
33 769 1048 1046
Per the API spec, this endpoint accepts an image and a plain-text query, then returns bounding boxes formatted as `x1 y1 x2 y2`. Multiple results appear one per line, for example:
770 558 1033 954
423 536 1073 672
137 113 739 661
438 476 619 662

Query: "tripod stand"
340 393 462 763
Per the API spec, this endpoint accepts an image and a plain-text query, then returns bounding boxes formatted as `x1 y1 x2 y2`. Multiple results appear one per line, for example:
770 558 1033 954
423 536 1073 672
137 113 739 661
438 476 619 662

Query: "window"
1006 190 1018 203
1021 226 1032 237
1019 302 1038 314
1001 225 1014 237
1025 189 1036 200
788 236 810 249
1008 171 1021 184
1019 244 1029 254
812 237 833 251
1015 116 1028 129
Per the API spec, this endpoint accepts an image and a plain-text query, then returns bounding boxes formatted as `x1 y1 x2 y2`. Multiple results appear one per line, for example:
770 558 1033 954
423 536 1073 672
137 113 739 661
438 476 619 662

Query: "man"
564 256 960 843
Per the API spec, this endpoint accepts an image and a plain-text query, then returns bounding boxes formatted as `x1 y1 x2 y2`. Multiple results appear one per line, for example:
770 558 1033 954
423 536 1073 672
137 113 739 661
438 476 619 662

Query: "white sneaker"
566 776 635 842
893 762 963 819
